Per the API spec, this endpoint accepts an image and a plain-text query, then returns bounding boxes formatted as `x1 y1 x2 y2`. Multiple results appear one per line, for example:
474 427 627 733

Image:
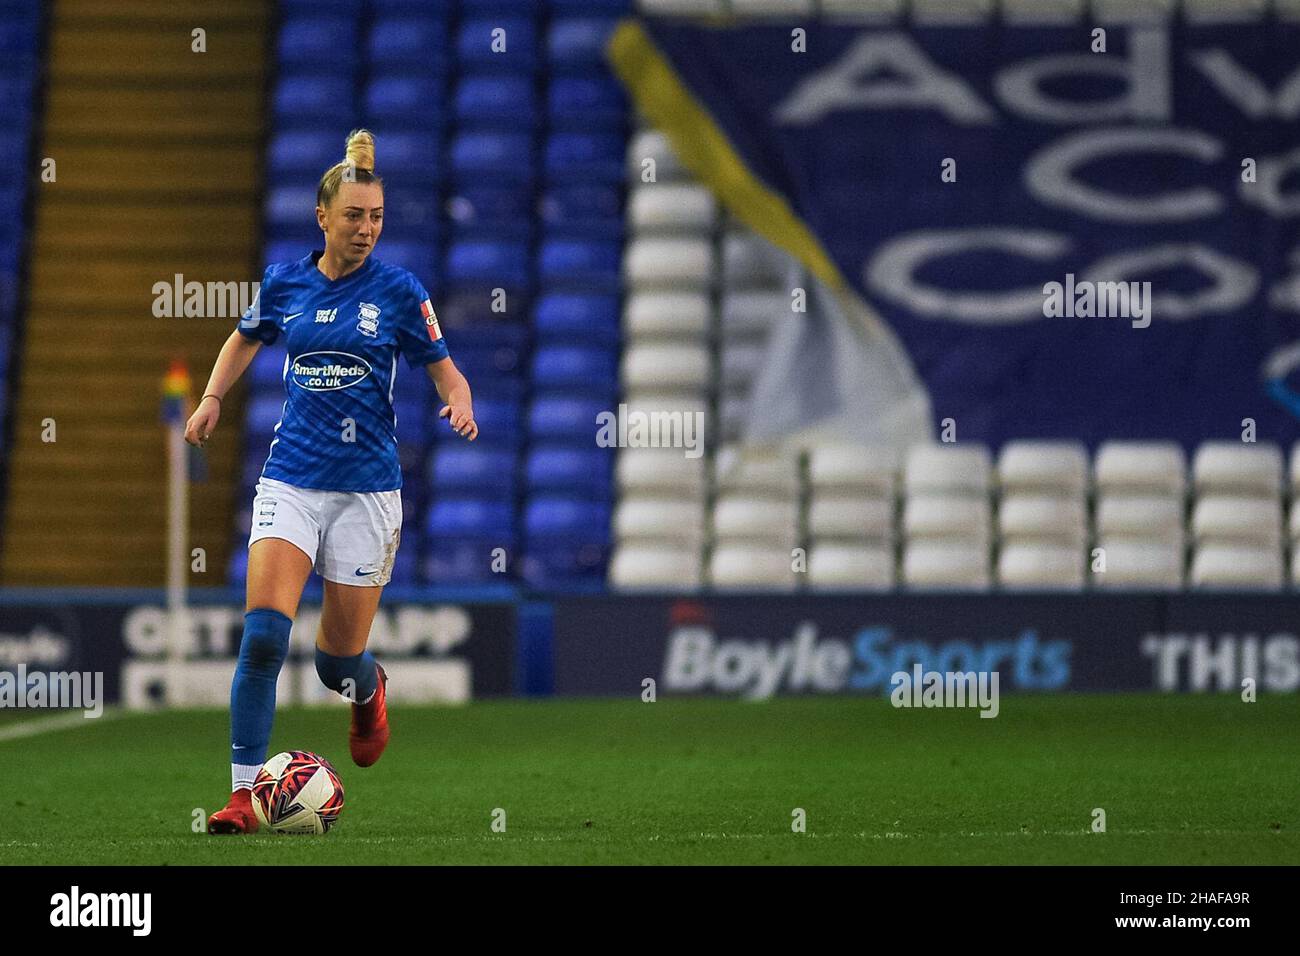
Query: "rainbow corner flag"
161 358 191 425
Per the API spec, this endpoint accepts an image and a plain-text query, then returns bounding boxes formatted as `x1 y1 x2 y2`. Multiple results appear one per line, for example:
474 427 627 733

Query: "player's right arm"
185 330 263 447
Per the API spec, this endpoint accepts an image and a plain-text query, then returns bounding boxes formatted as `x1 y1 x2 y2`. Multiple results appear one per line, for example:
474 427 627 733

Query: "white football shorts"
247 477 402 587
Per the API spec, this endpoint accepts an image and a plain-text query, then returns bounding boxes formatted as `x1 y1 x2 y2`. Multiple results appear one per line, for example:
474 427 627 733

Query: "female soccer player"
186 130 477 834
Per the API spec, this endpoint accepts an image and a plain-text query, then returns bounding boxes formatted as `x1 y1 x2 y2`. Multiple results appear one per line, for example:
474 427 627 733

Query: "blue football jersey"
238 250 449 492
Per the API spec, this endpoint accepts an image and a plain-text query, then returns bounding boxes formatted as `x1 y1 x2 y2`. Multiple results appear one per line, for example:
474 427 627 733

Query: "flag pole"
162 359 192 708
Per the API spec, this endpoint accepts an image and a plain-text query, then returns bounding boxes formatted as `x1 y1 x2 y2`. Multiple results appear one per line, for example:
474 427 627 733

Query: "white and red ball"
251 751 345 835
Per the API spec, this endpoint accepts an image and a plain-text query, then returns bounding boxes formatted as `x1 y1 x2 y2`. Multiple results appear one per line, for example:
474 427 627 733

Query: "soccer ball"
251 751 345 835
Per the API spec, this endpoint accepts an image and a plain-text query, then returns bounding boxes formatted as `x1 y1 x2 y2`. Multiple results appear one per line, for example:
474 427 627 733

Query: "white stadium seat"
997 440 1089 496
636 0 727 15
719 394 749 443
1290 442 1300 499
820 0 905 21
729 0 816 14
720 290 789 341
1183 0 1266 24
720 342 766 394
807 444 899 497
623 237 714 291
997 543 1085 590
712 495 799 546
1190 544 1283 590
610 545 703 589
1091 0 1175 22
626 129 686 183
807 544 895 591
999 0 1083 23
1190 496 1281 546
616 448 707 498
903 444 993 497
721 231 793 289
714 446 800 496
807 496 894 540
621 342 712 395
1291 543 1300 586
1095 495 1184 541
1091 540 1184 589
623 291 712 341
1094 441 1186 496
709 544 799 590
1192 441 1282 497
903 495 992 541
902 541 991 590
614 498 707 545
911 0 994 25
1289 500 1300 542
998 495 1086 543
628 184 717 234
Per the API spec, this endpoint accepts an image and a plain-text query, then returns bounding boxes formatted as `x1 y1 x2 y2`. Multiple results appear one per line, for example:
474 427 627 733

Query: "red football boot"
349 663 390 767
207 788 259 835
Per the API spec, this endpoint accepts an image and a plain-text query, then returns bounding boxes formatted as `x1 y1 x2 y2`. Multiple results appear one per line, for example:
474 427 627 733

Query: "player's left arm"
427 357 477 441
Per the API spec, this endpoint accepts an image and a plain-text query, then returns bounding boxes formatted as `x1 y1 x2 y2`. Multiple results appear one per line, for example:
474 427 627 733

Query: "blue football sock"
315 647 378 703
230 608 293 768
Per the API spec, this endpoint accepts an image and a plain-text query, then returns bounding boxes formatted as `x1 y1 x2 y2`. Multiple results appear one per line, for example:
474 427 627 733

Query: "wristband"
201 394 222 406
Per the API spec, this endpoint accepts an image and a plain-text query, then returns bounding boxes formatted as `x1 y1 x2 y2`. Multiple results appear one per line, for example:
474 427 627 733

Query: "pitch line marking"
0 709 120 743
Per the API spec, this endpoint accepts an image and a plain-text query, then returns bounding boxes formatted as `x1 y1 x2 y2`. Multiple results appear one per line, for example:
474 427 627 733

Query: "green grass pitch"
0 694 1296 865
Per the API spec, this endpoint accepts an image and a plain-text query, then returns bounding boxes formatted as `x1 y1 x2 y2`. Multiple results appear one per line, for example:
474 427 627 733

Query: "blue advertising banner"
611 19 1300 450
553 594 1300 696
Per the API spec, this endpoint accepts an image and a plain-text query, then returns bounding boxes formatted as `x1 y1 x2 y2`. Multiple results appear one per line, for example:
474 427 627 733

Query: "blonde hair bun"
345 129 376 172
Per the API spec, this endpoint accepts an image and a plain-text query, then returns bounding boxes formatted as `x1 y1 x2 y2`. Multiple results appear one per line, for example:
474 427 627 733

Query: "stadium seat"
615 448 708 498
365 76 449 126
368 18 452 77
539 184 624 238
552 0 633 12
807 444 899 497
278 18 359 65
621 342 711 395
526 446 614 497
807 544 895 590
998 544 1085 590
454 75 539 127
998 0 1082 24
719 342 766 394
712 495 799 546
639 0 727 15
1191 441 1282 497
269 131 339 178
626 129 686 182
628 184 717 234
524 497 611 543
720 290 789 341
998 495 1086 543
610 545 703 589
1191 497 1281 546
435 397 521 446
1094 441 1186 496
709 545 798 591
274 74 355 126
423 537 517 584
1190 544 1283 590
456 18 538 72
903 496 992 542
545 132 626 184
425 498 515 539
446 239 531 290
428 446 518 497
1094 496 1184 541
722 231 793 289
714 447 800 497
448 183 535 236
451 131 537 181
623 291 712 341
1091 540 1184 589
548 76 626 128
535 292 621 344
623 238 714 290
730 0 816 13
902 542 991 590
614 498 707 545
807 496 894 541
538 238 623 288
528 394 611 444
903 445 993 497
997 440 1089 496
532 346 618 391
548 18 621 71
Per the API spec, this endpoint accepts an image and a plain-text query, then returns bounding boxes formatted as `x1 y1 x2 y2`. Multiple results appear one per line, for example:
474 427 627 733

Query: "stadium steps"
0 0 269 587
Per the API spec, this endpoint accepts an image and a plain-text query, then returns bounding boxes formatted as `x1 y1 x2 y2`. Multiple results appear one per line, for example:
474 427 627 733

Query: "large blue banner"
615 19 1300 449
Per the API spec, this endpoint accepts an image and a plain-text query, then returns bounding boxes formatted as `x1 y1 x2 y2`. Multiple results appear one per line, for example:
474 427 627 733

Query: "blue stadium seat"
368 18 451 73
543 132 624 183
393 398 426 446
527 395 612 443
425 498 515 539
278 18 359 65
534 292 620 344
380 185 441 241
438 314 529 352
375 131 442 186
445 239 531 290
274 76 356 128
247 349 286 390
526 447 614 497
281 0 363 15
450 132 536 182
389 547 418 586
460 0 539 12
454 75 539 128
447 184 535 232
456 18 538 71
372 0 455 14
375 240 439 290
448 343 523 379
0 23 38 55
429 446 518 496
548 76 626 128
364 76 449 126
551 0 633 13
269 131 339 178
264 240 310 269
547 18 620 70
521 542 609 586
434 396 522 446
264 185 321 242
531 346 617 392
537 238 621 289
524 497 611 542
539 184 623 238
422 537 516 584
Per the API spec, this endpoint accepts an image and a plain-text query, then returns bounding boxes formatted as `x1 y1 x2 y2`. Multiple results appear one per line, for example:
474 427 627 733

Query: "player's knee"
240 608 293 670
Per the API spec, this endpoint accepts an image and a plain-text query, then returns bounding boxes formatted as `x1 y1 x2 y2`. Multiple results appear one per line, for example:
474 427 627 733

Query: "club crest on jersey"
420 299 442 342
356 301 381 337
